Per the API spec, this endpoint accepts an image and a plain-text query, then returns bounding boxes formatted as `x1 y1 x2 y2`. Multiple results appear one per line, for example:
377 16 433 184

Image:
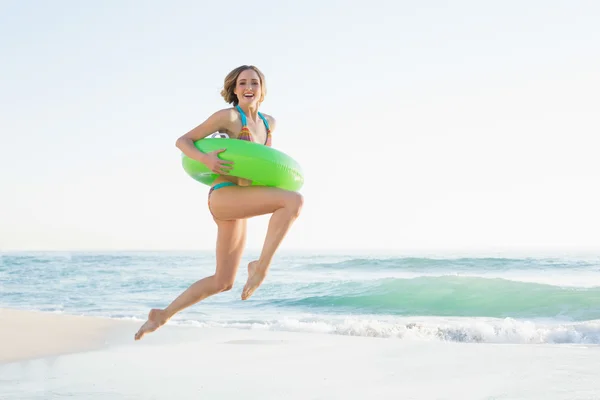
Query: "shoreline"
2 306 599 364
2 307 600 363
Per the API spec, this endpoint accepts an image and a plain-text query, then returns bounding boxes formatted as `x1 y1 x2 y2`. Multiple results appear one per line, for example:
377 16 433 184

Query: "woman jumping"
134 65 303 340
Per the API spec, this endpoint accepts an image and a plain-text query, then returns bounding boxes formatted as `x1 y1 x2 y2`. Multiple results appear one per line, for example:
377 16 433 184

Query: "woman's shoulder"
212 107 240 122
205 107 242 137
216 107 244 126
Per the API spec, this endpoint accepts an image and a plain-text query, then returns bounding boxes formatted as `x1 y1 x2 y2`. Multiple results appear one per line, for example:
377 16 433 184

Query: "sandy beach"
1 307 600 399
0 308 135 364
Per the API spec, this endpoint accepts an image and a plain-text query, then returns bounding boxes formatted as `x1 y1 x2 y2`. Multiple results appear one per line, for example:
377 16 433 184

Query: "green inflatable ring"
181 138 304 191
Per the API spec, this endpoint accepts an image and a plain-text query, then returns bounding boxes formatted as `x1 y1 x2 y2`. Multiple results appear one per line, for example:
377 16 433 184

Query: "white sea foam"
165 315 600 344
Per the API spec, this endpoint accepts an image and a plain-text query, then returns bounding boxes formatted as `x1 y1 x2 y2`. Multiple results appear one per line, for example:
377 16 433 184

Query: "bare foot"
134 308 169 340
241 260 267 300
247 260 259 279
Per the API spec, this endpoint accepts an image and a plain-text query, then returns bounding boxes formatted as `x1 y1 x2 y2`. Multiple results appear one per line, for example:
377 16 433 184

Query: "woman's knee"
214 276 235 292
285 191 304 218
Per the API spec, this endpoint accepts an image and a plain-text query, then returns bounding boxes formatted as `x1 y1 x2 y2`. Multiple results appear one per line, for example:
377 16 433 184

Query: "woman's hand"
203 149 233 175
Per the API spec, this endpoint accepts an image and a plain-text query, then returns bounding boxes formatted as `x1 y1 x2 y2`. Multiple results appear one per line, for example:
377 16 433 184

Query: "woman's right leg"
134 218 247 340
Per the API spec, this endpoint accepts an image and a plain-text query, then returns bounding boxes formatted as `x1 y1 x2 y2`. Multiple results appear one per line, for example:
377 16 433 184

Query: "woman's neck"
238 104 259 121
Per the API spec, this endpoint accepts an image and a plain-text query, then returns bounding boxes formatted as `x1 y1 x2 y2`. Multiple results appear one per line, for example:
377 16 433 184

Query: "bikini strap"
235 105 247 127
258 112 270 132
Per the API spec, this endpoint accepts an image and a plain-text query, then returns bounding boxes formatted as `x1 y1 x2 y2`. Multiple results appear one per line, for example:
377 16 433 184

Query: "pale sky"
1 0 599 254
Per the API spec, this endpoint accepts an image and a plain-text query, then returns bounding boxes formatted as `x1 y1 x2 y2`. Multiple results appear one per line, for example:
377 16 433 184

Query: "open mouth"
243 92 255 99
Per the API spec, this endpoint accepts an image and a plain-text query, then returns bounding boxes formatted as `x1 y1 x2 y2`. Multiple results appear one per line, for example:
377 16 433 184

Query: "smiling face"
220 65 267 106
234 68 262 106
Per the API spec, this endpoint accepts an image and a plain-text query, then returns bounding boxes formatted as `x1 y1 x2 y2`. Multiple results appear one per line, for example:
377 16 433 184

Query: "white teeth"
244 93 254 97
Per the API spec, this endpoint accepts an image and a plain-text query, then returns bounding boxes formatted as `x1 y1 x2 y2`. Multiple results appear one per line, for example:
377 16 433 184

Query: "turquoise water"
2 251 600 344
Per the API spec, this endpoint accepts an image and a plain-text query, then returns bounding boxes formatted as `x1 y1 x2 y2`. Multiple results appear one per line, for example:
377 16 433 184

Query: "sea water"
2 250 600 345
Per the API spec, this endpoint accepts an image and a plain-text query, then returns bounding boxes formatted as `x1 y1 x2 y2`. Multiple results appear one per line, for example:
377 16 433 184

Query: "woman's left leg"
208 185 304 300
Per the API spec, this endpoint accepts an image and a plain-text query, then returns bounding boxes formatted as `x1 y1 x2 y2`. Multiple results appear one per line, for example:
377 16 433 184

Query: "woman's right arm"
175 109 234 174
175 109 231 162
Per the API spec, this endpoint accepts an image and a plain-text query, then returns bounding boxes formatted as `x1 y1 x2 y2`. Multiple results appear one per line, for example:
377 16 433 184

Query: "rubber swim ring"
181 138 304 191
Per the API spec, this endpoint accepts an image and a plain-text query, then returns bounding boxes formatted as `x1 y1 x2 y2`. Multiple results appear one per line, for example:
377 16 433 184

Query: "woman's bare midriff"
212 175 252 187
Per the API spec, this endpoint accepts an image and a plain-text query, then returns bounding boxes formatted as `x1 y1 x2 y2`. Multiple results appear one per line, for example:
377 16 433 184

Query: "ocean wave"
270 276 600 320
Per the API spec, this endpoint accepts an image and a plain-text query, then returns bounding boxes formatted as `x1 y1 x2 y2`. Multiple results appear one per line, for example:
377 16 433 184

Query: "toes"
134 326 145 341
241 285 255 300
241 288 250 300
134 321 153 341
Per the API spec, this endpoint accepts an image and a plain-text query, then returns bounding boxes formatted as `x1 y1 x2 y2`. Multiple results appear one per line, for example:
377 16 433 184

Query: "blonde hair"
220 65 267 106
